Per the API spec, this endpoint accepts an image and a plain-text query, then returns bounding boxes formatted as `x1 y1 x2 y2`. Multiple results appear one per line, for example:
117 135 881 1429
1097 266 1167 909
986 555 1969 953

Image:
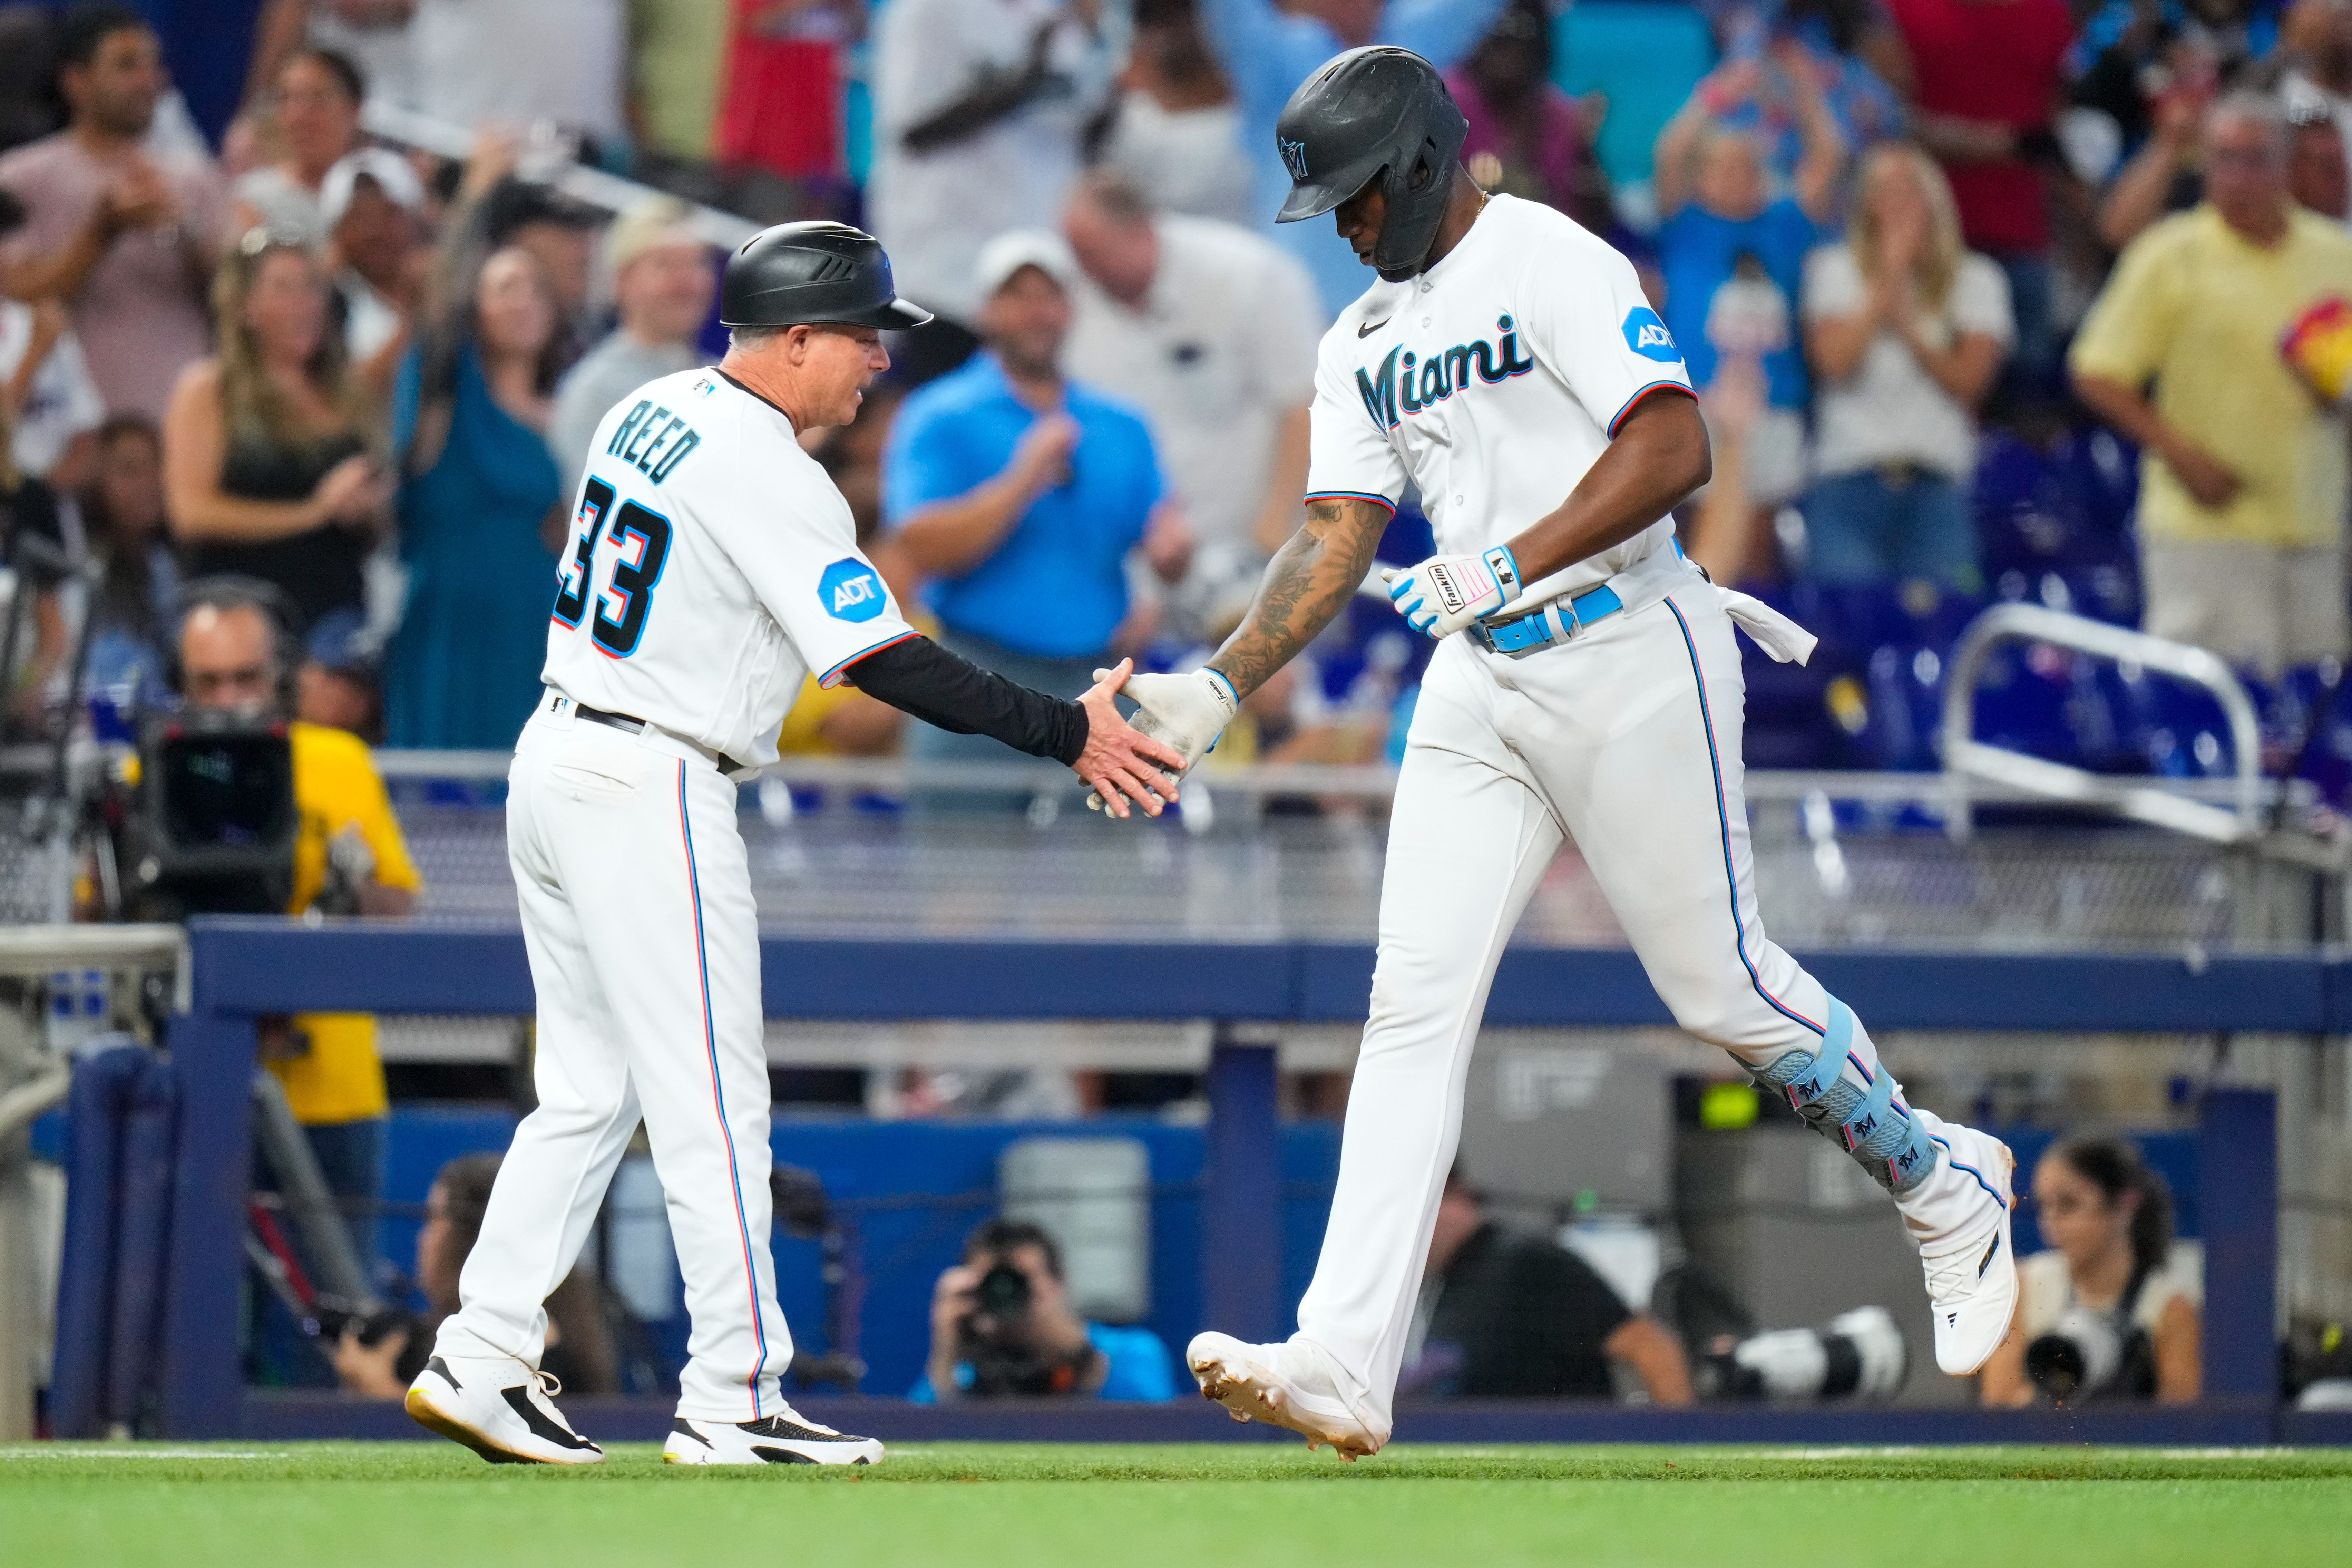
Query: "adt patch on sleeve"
819 558 887 622
1621 307 1683 363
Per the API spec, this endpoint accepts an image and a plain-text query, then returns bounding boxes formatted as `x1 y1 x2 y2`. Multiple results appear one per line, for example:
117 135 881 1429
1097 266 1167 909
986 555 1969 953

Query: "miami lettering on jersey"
605 399 705 484
1355 314 1536 431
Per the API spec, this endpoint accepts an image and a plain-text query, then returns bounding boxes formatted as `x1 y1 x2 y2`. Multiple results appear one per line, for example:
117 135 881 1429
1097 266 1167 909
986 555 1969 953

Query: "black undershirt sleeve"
840 635 1089 766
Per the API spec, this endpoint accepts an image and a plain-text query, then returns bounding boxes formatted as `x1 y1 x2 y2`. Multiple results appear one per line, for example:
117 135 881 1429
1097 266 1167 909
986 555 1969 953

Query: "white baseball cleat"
404 1353 604 1465
663 1407 885 1466
1186 1331 1385 1460
1901 1119 2020 1377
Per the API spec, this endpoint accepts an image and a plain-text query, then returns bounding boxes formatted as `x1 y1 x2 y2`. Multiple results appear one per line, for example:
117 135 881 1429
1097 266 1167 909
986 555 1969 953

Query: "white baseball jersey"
1304 194 1695 605
541 367 918 767
1270 207 2002 1438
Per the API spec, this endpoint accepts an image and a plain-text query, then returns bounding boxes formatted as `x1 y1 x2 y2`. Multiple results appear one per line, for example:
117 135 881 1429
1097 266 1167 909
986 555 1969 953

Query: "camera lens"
2024 1306 2123 1400
973 1262 1032 1320
2025 1334 2089 1398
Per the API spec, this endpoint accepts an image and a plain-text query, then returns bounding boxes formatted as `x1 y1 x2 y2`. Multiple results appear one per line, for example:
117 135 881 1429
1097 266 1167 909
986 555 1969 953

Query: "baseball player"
403 222 1185 1467
1112 49 2020 1457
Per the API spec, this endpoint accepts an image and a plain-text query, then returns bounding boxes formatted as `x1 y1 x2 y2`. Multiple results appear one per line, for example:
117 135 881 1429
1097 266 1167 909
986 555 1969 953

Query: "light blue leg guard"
1747 997 1939 1196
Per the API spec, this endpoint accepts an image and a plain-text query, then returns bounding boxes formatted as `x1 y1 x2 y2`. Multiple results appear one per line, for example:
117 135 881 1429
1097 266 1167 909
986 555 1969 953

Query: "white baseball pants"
433 699 791 1421
1296 576 1849 1433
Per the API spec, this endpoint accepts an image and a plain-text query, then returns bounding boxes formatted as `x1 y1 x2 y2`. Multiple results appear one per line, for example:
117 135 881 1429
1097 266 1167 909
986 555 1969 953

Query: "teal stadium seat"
1555 1 1718 193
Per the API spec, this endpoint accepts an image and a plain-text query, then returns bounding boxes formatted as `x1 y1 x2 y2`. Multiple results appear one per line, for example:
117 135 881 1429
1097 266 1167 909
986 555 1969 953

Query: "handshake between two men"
1072 545 1497 819
1076 663 1241 819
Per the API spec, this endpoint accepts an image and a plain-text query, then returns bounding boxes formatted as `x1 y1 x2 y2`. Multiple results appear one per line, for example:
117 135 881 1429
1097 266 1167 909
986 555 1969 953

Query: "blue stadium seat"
1733 581 1859 770
1974 426 2140 610
1968 643 2092 769
2111 670 2245 779
1777 580 1985 771
1555 2 1717 192
2267 663 2352 807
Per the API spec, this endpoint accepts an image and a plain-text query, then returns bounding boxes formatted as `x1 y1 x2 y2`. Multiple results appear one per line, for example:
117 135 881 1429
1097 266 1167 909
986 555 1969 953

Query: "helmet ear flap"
1405 144 1439 193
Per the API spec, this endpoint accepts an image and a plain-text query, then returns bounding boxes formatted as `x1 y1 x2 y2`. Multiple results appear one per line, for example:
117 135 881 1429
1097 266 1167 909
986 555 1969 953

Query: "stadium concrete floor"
4 1442 2348 1566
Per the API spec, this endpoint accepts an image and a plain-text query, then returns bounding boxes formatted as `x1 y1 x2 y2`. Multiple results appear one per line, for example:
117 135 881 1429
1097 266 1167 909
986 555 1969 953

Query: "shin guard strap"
1756 999 1855 1112
1838 1064 1901 1155
1880 1112 1940 1193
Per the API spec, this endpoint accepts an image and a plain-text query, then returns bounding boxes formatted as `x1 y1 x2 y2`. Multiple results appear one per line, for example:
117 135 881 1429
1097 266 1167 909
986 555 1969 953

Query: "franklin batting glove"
1382 545 1522 639
1085 666 1238 814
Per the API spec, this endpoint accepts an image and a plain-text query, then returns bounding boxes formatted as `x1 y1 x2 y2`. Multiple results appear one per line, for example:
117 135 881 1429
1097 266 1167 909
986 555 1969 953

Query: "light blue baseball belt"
1473 582 1627 658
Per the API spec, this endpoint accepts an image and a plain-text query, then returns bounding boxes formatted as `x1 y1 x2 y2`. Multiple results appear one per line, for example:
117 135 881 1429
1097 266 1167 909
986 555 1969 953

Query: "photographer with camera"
1980 1133 2200 1406
331 1152 617 1399
911 1218 1177 1402
1404 1169 1692 1404
173 577 420 1267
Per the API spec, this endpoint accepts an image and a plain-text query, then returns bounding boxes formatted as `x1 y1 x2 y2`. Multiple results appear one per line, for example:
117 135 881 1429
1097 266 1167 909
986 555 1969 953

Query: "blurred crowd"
4 0 2352 789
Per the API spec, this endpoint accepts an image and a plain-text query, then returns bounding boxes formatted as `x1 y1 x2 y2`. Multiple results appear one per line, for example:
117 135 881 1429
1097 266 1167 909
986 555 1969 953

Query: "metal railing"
357 102 759 248
1939 603 2299 850
376 746 2312 812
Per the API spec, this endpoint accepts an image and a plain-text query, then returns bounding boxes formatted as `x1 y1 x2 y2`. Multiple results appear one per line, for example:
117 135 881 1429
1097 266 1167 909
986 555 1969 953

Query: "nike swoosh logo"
1358 318 1390 338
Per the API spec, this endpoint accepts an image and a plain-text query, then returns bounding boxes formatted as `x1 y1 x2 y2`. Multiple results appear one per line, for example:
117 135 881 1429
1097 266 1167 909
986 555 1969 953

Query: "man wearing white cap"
319 147 428 386
883 230 1190 794
547 198 716 500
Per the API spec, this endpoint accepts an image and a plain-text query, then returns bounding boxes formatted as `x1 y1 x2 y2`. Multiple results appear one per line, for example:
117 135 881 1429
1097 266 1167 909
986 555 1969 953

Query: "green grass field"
6 1442 2349 1567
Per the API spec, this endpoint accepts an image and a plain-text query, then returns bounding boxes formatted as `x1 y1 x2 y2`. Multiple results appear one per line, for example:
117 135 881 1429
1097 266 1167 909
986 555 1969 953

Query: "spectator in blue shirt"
1651 52 1847 575
886 230 1189 788
911 1218 1178 1403
1194 0 1510 320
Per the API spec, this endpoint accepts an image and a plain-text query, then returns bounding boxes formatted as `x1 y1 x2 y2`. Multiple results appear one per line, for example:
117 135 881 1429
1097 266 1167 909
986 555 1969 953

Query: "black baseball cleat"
662 1407 885 1466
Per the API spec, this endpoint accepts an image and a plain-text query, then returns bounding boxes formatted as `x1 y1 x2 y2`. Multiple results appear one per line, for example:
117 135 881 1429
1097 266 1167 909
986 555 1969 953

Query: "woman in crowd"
162 230 389 634
1800 142 2010 590
231 48 367 247
1981 1133 2201 1404
382 243 565 749
333 1151 618 1399
0 390 65 724
76 415 178 704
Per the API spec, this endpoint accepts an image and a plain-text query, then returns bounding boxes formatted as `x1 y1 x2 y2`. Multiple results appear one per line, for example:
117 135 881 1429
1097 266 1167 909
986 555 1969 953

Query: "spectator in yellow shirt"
2072 92 2352 677
178 579 419 1269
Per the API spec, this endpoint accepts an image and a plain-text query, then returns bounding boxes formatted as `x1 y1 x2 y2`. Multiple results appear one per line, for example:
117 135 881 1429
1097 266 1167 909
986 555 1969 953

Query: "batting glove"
1382 545 1522 639
1085 667 1238 814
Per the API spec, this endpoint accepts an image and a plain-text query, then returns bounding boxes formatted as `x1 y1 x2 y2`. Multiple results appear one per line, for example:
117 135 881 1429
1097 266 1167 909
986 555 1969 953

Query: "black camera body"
958 1258 1090 1397
306 1296 413 1349
122 709 299 919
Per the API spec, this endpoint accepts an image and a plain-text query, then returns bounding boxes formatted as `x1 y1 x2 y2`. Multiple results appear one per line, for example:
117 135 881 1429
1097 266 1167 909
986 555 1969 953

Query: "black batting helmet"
1273 47 1468 280
721 221 932 331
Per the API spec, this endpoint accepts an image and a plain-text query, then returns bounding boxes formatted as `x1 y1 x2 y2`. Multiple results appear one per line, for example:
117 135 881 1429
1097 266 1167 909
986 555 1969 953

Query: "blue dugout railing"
160 917 2341 1443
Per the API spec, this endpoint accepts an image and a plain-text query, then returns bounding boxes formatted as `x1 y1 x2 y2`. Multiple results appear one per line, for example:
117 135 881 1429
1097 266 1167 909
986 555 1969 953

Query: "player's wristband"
1482 545 1523 607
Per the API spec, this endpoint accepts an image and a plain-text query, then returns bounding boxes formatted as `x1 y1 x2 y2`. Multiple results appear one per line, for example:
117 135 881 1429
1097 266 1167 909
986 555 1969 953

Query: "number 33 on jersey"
539 368 918 770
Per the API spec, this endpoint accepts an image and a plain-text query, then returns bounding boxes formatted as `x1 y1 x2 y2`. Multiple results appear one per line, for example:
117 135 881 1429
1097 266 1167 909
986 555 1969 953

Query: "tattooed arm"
1206 496 1394 699
1077 493 1394 810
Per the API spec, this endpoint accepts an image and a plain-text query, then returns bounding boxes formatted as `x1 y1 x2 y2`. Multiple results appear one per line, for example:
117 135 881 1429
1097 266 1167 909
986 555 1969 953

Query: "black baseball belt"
560 694 746 775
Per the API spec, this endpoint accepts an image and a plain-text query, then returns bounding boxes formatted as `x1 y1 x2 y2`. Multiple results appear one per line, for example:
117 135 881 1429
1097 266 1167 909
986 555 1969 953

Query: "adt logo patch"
819 558 886 622
1622 307 1682 363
